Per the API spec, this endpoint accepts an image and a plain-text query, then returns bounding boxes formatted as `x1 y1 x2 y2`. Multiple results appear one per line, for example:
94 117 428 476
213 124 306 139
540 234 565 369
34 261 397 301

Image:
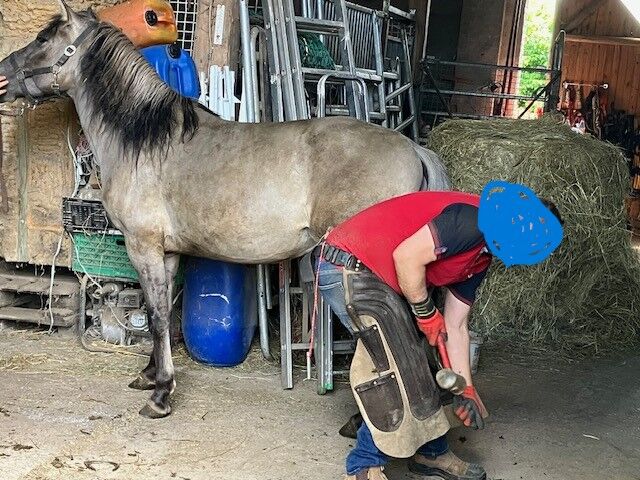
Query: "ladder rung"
295 16 344 34
311 106 385 120
301 67 383 83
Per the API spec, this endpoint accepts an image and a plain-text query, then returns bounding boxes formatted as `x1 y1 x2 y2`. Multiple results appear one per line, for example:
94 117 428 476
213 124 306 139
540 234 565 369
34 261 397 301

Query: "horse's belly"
166 215 318 263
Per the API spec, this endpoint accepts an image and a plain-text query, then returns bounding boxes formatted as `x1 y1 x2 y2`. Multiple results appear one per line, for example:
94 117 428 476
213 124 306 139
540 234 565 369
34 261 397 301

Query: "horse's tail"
411 143 451 191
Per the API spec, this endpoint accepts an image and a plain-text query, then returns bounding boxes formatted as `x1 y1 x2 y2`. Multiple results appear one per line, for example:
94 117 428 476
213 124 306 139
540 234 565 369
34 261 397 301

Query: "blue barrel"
141 43 200 99
182 258 257 367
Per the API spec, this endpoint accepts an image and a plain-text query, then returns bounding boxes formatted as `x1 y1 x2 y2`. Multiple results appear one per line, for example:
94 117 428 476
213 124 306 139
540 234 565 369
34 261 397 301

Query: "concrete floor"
0 328 638 480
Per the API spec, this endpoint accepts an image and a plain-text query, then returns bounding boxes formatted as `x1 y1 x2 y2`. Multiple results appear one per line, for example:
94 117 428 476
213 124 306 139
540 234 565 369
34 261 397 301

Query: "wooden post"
192 0 240 74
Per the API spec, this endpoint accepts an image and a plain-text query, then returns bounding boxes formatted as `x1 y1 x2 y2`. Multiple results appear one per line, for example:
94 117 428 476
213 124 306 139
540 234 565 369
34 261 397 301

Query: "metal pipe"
421 109 498 120
372 13 386 124
423 58 555 75
239 0 256 122
393 115 415 132
279 260 293 389
385 81 412 102
518 70 561 118
257 264 273 360
420 88 543 102
265 265 273 310
422 63 453 118
317 72 369 121
401 27 419 140
262 0 285 122
250 27 262 121
420 0 432 61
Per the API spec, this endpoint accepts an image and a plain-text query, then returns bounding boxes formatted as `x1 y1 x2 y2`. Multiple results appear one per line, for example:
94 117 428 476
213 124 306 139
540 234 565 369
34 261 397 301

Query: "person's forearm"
443 291 473 386
396 260 429 303
445 319 473 387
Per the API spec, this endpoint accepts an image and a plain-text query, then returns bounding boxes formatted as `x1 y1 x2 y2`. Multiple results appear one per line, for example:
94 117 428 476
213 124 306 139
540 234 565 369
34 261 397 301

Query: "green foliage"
519 0 555 107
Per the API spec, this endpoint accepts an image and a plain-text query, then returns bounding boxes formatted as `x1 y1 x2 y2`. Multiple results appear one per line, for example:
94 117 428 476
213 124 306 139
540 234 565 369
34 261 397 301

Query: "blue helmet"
478 180 564 267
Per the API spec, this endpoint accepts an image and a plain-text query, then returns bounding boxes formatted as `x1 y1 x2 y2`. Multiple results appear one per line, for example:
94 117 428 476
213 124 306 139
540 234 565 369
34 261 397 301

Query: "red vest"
326 192 491 293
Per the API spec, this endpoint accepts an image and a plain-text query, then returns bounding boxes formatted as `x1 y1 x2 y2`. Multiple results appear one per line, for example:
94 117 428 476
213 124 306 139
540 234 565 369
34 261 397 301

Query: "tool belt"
318 244 371 273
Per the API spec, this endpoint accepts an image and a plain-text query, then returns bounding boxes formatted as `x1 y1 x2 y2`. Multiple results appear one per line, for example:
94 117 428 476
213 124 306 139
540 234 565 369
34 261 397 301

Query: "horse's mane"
80 20 199 160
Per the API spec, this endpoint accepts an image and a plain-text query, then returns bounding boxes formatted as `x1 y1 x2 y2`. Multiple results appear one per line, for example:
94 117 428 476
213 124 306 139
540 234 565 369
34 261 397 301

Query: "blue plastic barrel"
182 258 257 367
141 43 200 99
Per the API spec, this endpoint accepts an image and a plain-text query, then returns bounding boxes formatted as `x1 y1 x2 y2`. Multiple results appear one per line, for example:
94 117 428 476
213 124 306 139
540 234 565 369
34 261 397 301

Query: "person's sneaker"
345 466 388 480
408 451 486 480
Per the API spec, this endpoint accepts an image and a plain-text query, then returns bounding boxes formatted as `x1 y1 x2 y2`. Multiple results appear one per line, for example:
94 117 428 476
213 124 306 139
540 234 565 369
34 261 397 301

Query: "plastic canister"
182 258 257 367
141 43 200 99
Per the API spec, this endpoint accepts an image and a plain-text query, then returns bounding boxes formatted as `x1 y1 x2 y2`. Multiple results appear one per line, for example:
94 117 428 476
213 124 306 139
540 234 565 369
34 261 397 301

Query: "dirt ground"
0 328 638 480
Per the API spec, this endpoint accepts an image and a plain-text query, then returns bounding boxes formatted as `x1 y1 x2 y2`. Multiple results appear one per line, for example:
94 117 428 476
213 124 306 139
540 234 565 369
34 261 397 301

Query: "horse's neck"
69 84 129 180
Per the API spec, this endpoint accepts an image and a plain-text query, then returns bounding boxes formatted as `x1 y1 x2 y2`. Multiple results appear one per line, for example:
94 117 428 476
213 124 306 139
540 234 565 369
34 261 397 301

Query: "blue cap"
478 180 564 267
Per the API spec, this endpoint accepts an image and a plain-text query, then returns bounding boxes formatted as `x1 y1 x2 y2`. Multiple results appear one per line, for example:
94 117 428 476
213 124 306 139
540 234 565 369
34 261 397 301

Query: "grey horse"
0 0 449 418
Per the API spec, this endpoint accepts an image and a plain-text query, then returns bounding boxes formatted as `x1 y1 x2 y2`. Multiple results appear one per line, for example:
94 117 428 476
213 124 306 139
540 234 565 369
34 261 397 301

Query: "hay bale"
428 117 640 353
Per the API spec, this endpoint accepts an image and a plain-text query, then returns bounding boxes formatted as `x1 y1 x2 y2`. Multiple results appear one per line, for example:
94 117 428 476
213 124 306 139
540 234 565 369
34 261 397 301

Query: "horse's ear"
56 0 73 22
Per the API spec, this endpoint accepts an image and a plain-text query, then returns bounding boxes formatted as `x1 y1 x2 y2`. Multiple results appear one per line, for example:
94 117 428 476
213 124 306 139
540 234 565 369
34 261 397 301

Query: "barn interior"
0 1 639 479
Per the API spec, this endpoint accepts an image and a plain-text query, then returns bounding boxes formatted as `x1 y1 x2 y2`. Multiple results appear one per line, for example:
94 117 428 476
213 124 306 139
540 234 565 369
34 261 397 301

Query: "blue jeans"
317 260 449 475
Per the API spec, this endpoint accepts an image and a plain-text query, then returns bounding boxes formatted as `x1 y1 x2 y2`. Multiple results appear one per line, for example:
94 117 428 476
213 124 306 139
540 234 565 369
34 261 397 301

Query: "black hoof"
128 375 156 391
139 401 171 419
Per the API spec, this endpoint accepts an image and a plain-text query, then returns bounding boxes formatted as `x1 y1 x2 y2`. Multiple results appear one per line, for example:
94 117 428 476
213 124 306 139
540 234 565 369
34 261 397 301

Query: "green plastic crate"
71 233 185 284
72 233 139 281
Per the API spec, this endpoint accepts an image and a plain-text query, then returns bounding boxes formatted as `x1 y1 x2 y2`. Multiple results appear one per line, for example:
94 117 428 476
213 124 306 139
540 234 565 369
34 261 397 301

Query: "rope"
297 33 336 70
306 241 327 380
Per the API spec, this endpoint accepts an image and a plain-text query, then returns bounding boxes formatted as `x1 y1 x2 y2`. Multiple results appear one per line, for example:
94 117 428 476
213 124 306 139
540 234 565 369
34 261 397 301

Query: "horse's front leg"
126 240 176 418
128 253 181 392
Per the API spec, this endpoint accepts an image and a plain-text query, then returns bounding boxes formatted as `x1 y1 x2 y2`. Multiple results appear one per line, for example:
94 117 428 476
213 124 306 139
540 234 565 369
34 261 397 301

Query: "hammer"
433 333 466 395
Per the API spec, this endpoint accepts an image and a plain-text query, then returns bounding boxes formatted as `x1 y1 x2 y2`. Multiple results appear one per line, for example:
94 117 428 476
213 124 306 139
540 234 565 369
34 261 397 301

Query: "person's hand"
415 309 446 347
0 76 8 96
453 385 488 430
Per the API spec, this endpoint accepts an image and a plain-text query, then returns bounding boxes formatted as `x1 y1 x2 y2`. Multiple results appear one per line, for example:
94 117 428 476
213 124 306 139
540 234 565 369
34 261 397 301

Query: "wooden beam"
566 33 640 47
192 0 240 74
561 0 608 33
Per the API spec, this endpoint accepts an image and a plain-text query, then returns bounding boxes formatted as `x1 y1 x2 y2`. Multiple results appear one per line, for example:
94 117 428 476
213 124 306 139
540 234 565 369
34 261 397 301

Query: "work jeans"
316 260 449 475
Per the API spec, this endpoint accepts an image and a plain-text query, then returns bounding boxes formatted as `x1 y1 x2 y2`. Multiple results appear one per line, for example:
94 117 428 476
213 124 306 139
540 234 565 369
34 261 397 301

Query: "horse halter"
7 23 97 106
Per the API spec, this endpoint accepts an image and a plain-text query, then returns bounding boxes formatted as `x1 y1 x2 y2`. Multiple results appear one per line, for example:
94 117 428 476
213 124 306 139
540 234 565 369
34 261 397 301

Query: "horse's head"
0 0 97 104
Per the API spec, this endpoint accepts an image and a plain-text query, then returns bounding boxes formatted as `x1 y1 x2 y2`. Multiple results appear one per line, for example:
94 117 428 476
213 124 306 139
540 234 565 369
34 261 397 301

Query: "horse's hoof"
128 375 155 390
139 401 171 419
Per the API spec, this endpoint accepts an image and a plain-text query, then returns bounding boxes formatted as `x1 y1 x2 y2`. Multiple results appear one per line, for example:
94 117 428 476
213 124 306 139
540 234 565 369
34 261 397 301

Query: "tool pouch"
343 268 450 457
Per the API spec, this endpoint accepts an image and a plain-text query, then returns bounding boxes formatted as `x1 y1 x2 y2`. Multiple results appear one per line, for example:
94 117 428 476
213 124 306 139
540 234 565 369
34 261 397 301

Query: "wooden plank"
561 0 608 33
594 43 608 81
0 306 76 327
601 43 616 84
566 34 640 47
0 272 79 296
609 44 622 104
558 0 640 37
633 52 640 114
192 0 240 74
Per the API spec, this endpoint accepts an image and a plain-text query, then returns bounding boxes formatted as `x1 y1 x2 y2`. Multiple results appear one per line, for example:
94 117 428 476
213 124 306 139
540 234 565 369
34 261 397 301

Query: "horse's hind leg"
126 240 176 418
129 253 180 391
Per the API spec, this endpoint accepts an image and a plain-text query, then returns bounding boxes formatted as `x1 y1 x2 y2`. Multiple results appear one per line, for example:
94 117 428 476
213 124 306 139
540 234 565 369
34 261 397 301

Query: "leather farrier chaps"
343 268 451 458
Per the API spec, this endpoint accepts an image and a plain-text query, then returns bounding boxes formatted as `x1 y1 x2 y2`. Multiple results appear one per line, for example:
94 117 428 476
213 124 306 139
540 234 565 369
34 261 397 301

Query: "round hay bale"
428 117 640 354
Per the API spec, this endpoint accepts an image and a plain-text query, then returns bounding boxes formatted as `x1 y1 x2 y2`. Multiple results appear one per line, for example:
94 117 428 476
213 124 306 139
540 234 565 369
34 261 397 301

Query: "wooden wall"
556 0 639 37
0 0 119 266
556 0 640 116
561 40 640 114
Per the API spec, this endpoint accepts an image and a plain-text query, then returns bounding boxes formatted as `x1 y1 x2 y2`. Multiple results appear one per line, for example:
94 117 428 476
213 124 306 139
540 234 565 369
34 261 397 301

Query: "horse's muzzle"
0 60 19 104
